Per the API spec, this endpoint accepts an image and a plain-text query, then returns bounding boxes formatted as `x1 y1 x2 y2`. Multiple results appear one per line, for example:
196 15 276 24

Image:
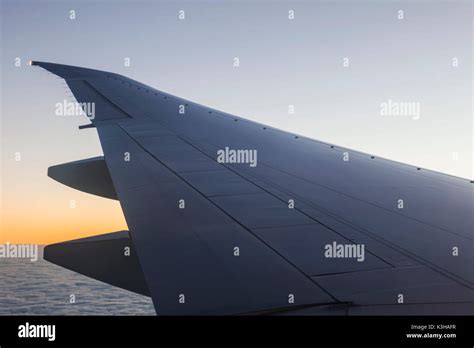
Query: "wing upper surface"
34 61 474 315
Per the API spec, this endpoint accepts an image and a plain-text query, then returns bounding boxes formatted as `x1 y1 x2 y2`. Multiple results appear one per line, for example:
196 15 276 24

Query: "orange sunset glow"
1 188 127 245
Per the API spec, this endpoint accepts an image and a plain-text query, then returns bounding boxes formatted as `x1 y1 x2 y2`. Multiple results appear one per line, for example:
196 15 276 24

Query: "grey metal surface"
96 123 335 315
44 231 150 296
33 61 474 315
48 157 117 200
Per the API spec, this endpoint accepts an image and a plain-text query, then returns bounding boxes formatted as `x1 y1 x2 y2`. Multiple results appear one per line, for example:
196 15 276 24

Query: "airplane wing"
33 61 474 315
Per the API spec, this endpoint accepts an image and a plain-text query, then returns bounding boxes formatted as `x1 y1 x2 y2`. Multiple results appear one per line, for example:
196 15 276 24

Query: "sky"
1 0 472 244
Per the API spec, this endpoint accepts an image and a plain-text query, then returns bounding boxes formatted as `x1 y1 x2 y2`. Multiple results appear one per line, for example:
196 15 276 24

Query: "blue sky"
1 0 472 242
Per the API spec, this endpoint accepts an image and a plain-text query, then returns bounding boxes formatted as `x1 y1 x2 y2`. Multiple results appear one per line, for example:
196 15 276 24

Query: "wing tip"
28 60 112 79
